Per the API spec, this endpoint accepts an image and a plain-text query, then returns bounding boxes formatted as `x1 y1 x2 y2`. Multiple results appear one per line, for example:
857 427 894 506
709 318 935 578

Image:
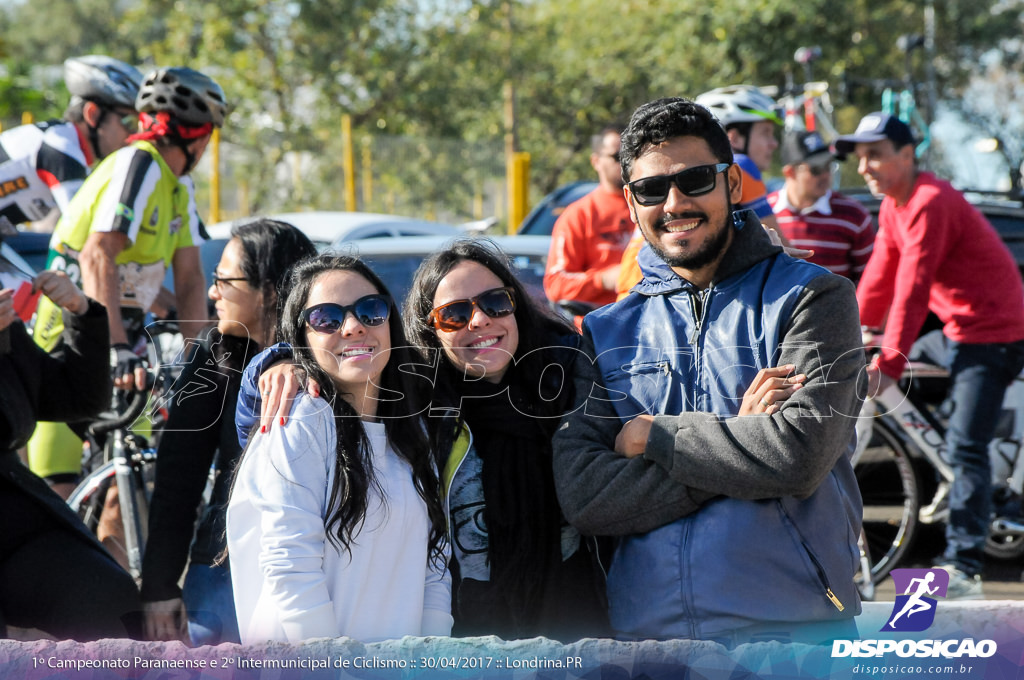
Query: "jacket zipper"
688 288 709 346
689 288 711 409
802 540 845 612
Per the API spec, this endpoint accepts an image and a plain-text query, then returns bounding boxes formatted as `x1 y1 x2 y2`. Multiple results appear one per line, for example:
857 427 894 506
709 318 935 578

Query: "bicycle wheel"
67 462 116 535
854 528 876 601
854 419 920 583
67 452 158 580
986 528 1024 561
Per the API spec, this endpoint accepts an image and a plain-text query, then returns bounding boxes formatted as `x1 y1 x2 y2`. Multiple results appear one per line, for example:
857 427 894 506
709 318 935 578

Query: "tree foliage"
1 0 1021 216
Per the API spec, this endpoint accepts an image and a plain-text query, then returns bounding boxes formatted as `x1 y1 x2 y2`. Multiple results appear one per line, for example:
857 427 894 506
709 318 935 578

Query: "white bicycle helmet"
696 85 782 127
64 55 143 110
136 67 227 127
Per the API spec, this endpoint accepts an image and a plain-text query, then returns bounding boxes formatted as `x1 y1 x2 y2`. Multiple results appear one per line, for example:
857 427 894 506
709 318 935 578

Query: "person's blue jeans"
941 339 1024 576
182 563 239 646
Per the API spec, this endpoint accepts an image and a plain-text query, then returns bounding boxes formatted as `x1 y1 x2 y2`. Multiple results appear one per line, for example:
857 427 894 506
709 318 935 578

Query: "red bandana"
127 112 213 144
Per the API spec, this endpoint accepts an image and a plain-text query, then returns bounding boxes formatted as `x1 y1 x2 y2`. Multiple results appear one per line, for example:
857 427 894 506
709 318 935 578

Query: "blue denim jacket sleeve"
235 342 293 448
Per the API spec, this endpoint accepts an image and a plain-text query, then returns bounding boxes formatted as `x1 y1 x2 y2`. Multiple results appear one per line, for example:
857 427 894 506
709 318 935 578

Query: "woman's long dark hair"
403 239 580 635
229 218 317 346
280 253 446 564
403 238 577 416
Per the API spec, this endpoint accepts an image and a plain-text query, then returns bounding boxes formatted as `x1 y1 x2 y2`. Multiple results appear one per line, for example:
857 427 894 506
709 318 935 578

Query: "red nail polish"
280 417 285 426
261 425 266 433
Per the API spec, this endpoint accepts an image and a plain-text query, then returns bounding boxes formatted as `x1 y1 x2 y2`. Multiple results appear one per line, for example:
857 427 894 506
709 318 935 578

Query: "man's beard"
647 212 733 271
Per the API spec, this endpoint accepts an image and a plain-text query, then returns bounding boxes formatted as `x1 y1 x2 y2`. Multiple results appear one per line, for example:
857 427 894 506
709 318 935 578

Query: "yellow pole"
21 111 33 125
361 144 373 208
509 152 530 234
209 128 221 224
342 115 357 211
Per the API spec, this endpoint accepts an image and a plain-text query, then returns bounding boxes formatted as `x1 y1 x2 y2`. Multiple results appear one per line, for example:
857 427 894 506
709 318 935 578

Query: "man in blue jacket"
551 97 866 645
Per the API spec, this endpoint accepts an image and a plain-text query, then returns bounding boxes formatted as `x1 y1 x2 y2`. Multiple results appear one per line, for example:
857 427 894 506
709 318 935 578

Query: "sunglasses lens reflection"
477 289 515 317
631 165 718 205
304 296 389 332
433 288 515 331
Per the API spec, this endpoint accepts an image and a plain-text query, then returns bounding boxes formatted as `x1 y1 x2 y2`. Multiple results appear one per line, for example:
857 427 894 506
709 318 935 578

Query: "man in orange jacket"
544 125 633 313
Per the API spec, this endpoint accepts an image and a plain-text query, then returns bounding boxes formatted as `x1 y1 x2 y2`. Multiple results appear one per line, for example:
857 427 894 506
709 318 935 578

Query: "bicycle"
66 386 157 580
770 47 841 142
852 333 1024 586
65 319 188 580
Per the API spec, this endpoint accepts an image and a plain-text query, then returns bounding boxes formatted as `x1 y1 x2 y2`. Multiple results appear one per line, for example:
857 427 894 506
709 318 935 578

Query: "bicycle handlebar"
86 380 152 438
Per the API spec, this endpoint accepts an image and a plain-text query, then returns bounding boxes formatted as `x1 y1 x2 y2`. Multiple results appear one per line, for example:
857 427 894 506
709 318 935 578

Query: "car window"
359 253 425 306
518 181 598 235
507 253 546 304
3 231 51 273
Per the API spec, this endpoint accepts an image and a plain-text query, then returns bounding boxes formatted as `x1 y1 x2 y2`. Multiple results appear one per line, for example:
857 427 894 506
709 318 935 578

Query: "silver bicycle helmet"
696 85 782 127
64 55 143 110
136 67 227 127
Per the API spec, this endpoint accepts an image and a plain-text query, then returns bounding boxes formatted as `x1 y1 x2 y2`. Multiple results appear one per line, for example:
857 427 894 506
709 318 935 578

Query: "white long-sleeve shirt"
227 393 452 644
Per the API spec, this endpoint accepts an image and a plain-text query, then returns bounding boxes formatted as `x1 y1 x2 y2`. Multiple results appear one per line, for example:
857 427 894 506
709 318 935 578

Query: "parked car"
1 230 51 274
517 181 597 236
1 240 39 275
169 211 463 293
339 234 552 306
206 211 462 247
188 228 551 314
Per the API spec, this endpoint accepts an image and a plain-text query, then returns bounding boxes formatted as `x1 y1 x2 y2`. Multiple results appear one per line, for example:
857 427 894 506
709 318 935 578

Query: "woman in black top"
0 270 141 640
140 219 315 644
403 239 609 641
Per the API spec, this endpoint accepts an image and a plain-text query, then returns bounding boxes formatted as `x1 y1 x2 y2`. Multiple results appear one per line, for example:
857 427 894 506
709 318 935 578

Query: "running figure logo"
882 568 949 632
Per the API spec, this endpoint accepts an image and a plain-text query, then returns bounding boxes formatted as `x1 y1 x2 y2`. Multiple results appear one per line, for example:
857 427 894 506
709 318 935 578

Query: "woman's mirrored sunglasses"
299 295 391 333
627 162 731 206
428 286 516 332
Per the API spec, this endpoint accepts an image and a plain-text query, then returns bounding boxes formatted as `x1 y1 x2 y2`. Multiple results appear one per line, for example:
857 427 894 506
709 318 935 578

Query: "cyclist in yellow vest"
29 67 226 502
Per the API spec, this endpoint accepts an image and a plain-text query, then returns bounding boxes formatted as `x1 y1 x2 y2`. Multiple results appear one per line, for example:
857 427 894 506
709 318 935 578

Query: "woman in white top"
227 253 452 644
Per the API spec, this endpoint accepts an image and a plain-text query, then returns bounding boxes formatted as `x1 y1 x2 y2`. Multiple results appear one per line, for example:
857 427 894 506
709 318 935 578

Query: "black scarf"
457 370 565 632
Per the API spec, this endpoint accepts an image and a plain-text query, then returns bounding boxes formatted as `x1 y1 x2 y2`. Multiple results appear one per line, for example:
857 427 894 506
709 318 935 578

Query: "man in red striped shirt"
768 130 874 282
837 112 1024 600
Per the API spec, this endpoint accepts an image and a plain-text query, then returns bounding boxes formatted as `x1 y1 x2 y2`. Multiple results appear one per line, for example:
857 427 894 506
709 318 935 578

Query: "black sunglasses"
429 287 516 332
211 272 248 291
299 295 391 333
627 163 731 206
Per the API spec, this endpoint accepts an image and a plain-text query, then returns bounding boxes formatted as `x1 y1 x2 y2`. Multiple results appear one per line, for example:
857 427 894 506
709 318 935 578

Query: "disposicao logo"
831 568 998 659
883 568 948 632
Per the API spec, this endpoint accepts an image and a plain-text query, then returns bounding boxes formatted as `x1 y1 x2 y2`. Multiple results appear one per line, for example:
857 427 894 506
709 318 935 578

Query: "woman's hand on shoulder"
763 226 813 260
258 361 320 434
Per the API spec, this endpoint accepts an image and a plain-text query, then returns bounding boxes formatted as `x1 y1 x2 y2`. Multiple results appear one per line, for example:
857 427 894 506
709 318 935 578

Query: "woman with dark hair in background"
403 238 609 641
226 253 451 644
140 218 316 645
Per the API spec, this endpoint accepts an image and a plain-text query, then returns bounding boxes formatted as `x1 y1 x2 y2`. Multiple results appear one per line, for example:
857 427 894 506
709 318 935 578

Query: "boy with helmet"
694 85 782 229
0 55 142 233
28 67 226 506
